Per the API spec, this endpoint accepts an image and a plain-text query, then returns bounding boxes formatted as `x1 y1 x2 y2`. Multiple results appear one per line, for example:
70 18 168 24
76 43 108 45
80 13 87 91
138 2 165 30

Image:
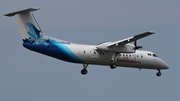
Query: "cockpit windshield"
153 54 158 57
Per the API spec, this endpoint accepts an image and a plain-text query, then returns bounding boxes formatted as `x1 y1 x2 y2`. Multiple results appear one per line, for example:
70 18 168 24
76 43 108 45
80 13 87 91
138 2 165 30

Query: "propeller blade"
134 40 137 46
135 46 143 50
134 40 142 50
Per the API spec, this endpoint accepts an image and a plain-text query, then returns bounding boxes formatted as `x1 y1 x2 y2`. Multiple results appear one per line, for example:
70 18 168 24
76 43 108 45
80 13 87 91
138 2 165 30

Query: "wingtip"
149 31 155 34
29 7 40 11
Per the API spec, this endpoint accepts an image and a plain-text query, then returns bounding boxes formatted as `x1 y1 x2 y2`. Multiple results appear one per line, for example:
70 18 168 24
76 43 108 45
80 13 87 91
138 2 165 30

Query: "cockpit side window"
147 53 152 56
153 54 158 57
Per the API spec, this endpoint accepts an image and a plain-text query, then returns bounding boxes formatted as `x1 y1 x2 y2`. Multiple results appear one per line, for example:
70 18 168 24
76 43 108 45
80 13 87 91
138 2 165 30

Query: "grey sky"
1 0 180 101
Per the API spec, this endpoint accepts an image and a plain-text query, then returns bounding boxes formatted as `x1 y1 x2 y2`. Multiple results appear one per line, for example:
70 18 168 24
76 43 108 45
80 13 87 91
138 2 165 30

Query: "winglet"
4 8 40 17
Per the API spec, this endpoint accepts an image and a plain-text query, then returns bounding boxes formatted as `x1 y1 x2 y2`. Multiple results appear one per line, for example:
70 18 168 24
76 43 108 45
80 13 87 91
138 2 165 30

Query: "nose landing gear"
156 69 162 77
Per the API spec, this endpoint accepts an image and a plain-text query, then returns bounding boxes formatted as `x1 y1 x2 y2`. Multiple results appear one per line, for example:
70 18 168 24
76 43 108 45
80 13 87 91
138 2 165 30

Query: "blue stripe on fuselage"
23 40 83 63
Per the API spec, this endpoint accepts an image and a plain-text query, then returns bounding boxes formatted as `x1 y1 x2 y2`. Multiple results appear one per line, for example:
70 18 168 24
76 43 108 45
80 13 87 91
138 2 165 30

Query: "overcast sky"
1 0 180 101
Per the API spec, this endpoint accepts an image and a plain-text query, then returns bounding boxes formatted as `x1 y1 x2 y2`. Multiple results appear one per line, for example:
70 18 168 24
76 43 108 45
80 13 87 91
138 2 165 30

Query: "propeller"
134 40 142 50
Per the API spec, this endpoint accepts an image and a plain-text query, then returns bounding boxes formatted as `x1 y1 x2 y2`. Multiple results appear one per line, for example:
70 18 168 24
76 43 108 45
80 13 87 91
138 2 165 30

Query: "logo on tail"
26 22 41 41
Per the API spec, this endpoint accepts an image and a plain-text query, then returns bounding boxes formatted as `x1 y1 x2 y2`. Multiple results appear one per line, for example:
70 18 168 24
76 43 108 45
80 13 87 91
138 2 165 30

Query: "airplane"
4 8 169 77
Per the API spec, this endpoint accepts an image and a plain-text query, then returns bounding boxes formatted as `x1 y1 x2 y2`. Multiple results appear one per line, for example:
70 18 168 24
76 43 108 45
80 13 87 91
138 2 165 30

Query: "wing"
107 31 154 47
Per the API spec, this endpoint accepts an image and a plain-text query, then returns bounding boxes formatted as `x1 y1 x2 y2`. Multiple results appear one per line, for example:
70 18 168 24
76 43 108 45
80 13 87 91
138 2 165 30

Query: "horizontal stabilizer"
4 8 39 17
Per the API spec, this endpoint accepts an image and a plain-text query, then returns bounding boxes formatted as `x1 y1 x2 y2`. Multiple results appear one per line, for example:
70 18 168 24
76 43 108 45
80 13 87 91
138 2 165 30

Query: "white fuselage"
58 41 168 70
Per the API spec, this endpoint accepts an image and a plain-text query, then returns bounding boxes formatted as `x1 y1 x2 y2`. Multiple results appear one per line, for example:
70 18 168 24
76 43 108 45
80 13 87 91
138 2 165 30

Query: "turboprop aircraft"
4 8 169 76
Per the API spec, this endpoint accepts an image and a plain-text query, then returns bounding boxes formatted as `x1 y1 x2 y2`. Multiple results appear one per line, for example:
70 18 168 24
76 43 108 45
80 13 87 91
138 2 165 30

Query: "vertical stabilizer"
4 8 42 42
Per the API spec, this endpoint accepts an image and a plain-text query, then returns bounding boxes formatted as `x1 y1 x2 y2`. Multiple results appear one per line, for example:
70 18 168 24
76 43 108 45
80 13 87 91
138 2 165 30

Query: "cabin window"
129 55 131 57
102 52 105 55
141 55 143 58
137 55 138 58
84 51 85 53
94 52 96 54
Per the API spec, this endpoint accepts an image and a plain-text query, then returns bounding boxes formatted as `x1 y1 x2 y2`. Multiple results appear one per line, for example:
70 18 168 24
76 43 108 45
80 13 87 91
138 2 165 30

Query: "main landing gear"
110 63 117 69
110 53 119 69
81 64 88 75
156 69 162 77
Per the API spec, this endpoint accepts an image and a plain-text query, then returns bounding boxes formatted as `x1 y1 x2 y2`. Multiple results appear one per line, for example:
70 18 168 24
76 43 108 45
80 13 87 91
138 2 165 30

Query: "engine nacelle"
96 42 135 53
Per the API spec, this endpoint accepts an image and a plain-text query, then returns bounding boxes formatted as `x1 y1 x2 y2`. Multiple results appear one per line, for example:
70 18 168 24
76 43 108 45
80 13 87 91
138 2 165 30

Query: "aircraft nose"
162 61 169 69
157 58 169 69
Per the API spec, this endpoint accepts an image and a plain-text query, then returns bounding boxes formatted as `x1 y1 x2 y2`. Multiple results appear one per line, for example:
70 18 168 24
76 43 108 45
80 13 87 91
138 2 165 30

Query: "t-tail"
4 8 43 42
4 8 84 63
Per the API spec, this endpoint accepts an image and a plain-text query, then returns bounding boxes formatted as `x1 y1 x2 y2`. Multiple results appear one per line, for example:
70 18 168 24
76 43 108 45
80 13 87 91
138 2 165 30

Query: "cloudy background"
1 0 180 101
